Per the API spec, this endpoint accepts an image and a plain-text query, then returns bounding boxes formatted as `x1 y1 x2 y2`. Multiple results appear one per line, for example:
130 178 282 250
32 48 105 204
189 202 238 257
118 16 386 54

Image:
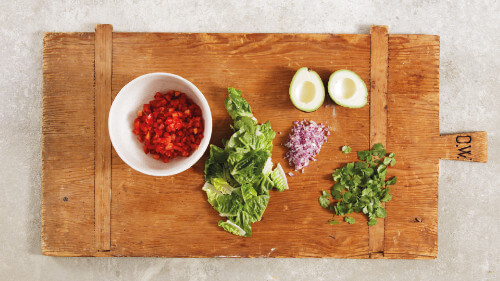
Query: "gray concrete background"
0 0 499 280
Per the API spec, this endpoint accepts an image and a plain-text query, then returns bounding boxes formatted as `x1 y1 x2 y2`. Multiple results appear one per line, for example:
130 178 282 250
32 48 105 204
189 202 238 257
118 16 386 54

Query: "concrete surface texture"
0 0 499 280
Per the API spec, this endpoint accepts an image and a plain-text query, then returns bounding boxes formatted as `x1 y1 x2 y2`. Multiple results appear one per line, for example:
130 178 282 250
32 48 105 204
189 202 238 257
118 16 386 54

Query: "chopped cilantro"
318 191 331 208
341 145 352 154
371 143 386 156
357 150 371 160
368 218 378 226
383 157 392 165
345 216 355 224
386 177 397 186
322 190 330 198
329 219 340 225
319 143 396 226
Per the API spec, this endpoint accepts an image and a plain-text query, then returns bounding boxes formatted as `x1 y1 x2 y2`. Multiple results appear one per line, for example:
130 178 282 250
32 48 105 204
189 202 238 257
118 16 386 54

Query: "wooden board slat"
94 24 113 251
42 33 96 256
369 25 389 258
384 34 440 258
41 26 488 258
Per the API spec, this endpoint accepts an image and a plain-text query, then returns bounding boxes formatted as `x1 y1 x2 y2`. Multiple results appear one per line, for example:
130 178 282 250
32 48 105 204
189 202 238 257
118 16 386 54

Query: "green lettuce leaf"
229 211 253 237
228 150 270 185
243 195 270 222
270 163 289 192
225 122 275 154
254 174 274 195
215 191 244 217
233 116 257 132
205 145 233 184
205 88 287 237
262 157 273 176
211 178 235 195
202 182 222 207
218 219 246 237
241 183 257 202
225 87 253 120
255 121 275 152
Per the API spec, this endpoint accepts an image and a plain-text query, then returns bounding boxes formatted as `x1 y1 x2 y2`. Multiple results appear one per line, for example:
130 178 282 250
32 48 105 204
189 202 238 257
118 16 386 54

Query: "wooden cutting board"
42 24 487 258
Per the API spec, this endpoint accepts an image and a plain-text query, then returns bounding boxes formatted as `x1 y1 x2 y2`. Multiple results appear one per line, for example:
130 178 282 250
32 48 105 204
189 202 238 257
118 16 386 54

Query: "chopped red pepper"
132 90 204 162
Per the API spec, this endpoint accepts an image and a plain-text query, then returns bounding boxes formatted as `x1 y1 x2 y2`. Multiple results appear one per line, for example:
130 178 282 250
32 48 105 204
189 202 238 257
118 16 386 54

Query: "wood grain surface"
384 34 441 258
111 32 371 258
41 26 488 258
368 25 389 258
42 32 96 256
94 24 113 251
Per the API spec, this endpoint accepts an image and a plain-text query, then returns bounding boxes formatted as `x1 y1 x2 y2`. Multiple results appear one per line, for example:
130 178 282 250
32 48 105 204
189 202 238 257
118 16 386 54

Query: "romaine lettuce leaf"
204 145 228 182
270 163 289 192
218 219 246 237
243 195 270 222
214 192 243 217
254 174 274 195
225 130 252 155
211 178 235 195
256 121 275 152
262 157 273 176
203 88 288 237
233 116 257 132
225 87 253 120
241 183 257 202
202 182 222 207
228 150 270 185
225 121 275 154
230 210 253 237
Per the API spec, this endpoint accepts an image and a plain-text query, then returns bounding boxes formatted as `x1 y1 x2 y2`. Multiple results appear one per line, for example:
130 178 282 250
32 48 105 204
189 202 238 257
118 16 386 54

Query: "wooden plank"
42 32 96 255
439 132 487 162
385 34 441 259
94 24 113 251
369 25 388 257
110 32 371 257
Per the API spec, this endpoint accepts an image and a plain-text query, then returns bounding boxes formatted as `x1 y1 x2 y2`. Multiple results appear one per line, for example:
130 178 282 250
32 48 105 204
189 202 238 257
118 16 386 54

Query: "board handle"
439 132 487 162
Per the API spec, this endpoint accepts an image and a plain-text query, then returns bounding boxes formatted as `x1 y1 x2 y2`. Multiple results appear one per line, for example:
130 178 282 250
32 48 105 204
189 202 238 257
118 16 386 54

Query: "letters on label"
456 135 472 160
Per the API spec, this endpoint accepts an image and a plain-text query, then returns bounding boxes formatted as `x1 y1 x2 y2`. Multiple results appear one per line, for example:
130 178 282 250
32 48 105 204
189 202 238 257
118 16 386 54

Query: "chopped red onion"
284 120 329 171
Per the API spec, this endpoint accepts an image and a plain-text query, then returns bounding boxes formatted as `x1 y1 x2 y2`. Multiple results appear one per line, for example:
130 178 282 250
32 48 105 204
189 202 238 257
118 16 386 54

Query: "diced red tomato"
132 90 204 162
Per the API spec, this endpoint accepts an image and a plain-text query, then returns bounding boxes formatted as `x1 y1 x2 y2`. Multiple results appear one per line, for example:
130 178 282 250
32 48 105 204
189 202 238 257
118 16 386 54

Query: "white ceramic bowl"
108 73 212 176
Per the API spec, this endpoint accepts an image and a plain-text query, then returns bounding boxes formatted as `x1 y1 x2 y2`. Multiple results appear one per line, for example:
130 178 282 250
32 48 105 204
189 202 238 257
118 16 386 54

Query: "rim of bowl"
108 72 212 176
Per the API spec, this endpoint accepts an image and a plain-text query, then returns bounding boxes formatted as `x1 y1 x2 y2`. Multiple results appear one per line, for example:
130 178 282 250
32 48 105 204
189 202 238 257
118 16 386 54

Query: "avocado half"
328 69 367 108
289 67 325 112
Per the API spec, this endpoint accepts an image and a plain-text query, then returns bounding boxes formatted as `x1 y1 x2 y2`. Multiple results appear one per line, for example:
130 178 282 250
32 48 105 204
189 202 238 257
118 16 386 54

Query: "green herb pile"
203 88 288 237
319 144 396 226
341 145 351 154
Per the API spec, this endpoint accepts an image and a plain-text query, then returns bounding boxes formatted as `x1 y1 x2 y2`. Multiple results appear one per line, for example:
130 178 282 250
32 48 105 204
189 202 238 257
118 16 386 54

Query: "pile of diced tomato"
132 91 204 162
